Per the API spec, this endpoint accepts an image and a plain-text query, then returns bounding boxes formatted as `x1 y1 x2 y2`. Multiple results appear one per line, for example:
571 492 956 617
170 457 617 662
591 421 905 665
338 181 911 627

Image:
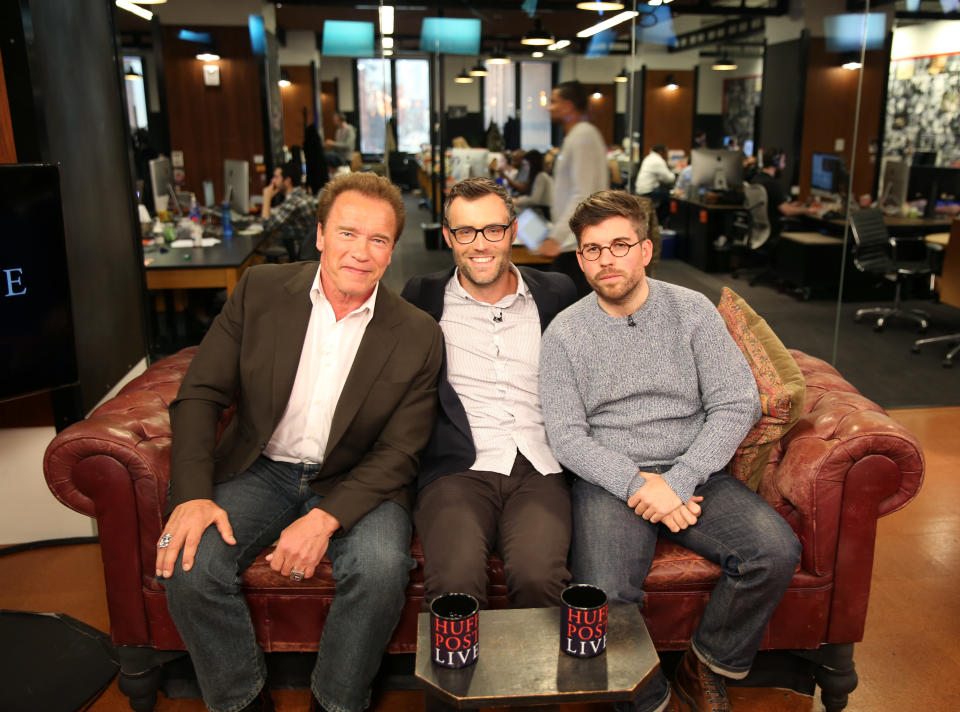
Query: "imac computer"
690 149 744 193
810 153 841 197
449 148 490 182
223 159 250 215
148 156 172 215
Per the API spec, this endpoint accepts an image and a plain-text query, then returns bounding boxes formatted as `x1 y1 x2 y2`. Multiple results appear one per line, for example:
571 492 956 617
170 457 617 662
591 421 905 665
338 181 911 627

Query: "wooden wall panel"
0 49 16 162
643 70 695 156
280 65 314 150
321 80 337 140
583 83 615 147
798 38 885 202
163 26 264 207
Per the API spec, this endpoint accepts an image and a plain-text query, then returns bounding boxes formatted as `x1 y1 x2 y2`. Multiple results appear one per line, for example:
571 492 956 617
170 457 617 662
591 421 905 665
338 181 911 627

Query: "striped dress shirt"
440 266 561 476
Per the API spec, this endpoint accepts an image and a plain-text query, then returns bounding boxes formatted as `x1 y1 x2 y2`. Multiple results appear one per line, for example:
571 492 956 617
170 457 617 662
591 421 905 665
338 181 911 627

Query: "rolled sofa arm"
42 348 195 645
760 350 924 642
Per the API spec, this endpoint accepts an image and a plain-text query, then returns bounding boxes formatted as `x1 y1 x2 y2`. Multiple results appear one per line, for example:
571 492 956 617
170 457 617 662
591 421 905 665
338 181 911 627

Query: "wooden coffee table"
415 603 659 708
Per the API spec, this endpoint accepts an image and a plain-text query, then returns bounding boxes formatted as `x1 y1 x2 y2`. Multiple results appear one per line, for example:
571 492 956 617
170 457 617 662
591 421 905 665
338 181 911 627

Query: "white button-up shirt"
264 267 377 464
440 266 561 476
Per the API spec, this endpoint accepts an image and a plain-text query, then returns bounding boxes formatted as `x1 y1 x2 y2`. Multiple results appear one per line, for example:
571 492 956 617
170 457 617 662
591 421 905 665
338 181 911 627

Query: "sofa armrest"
42 348 195 645
758 351 924 642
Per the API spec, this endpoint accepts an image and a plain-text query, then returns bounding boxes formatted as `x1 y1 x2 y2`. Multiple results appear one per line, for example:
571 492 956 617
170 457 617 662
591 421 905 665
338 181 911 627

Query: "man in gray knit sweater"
539 191 800 712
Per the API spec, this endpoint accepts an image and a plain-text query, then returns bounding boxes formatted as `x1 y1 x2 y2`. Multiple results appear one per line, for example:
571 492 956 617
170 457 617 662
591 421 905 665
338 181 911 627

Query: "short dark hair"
316 172 406 243
652 143 667 156
443 177 516 226
569 190 662 272
554 80 588 113
280 160 301 183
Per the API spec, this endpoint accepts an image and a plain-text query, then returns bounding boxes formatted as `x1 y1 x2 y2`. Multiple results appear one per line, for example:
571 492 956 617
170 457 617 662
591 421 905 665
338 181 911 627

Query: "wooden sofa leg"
812 643 858 712
116 646 185 711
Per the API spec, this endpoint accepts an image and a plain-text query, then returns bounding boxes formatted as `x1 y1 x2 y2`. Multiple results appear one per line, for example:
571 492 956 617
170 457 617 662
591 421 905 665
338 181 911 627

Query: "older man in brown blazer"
155 173 443 712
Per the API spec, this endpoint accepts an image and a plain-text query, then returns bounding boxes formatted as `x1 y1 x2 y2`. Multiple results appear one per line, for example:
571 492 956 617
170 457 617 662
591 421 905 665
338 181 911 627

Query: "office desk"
144 234 266 297
804 213 952 237
511 245 553 266
667 198 743 272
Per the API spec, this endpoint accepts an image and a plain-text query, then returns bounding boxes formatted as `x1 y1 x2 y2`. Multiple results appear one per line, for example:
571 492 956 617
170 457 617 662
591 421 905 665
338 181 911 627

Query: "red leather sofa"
43 346 924 712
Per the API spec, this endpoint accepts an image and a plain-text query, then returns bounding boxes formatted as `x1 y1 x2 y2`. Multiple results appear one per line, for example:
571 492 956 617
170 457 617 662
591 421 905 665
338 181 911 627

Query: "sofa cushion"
717 287 806 490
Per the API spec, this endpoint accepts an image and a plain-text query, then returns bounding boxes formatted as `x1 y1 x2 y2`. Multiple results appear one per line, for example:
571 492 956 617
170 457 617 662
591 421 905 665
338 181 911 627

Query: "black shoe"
239 688 274 712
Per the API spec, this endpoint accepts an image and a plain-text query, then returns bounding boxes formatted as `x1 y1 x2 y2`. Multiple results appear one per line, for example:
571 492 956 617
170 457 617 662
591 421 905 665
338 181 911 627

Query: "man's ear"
316 222 324 252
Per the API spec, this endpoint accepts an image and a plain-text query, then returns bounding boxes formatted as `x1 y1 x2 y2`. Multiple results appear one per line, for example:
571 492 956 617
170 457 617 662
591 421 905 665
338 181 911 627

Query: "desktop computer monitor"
449 148 490 181
148 156 172 215
908 166 960 218
223 159 250 214
810 152 841 197
690 149 744 191
878 158 909 211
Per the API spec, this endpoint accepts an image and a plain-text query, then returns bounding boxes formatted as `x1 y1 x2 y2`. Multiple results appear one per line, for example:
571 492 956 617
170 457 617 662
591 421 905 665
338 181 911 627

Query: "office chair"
911 229 960 367
731 182 777 285
848 208 932 332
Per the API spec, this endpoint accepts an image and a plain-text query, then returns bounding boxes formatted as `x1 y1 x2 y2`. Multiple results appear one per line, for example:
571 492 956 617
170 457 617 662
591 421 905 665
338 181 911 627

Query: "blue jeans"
163 457 416 712
572 472 800 712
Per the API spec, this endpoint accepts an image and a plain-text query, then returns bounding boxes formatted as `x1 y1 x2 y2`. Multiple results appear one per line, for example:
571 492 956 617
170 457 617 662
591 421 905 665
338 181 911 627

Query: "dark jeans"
163 456 415 712
414 453 571 609
572 472 800 712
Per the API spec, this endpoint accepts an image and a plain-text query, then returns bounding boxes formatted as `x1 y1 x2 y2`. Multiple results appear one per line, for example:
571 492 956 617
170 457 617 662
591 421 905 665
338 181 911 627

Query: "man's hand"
538 237 561 258
156 499 235 579
627 472 683 523
265 508 341 581
658 496 704 533
324 138 335 148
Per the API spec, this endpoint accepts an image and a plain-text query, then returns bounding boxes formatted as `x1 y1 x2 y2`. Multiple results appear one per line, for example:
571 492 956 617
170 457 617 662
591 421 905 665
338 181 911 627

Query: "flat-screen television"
810 152 841 196
223 159 250 214
690 149 744 191
0 164 78 402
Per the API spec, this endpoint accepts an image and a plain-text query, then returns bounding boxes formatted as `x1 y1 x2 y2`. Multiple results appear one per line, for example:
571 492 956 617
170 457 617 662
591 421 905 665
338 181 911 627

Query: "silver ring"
158 533 172 549
290 569 304 582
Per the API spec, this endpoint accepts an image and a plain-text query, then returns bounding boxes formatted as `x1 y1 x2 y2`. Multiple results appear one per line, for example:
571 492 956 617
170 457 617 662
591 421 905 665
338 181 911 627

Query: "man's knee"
163 539 238 600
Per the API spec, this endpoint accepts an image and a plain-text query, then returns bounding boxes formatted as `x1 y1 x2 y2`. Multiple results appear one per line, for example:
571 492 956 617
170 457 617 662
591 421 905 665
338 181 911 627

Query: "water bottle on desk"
221 201 233 239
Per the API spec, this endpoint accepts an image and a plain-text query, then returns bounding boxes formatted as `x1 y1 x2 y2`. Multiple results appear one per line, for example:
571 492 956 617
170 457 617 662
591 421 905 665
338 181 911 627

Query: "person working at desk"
496 149 531 196
539 80 610 297
540 190 800 712
634 144 676 224
261 161 318 253
402 181 576 712
751 148 819 236
267 166 286 208
156 172 444 712
325 112 357 167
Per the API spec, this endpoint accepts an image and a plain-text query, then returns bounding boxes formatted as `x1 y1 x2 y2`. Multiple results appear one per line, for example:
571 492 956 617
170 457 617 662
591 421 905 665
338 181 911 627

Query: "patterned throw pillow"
716 287 806 490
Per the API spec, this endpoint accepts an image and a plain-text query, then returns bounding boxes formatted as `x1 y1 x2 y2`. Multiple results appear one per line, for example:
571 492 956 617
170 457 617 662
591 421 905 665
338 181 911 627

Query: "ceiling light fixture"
382 36 394 49
124 67 143 81
532 51 544 58
664 74 679 90
521 19 555 46
712 49 737 70
615 68 628 83
576 11 639 39
115 0 153 21
379 5 394 35
487 50 510 65
133 0 168 3
469 60 488 77
278 69 291 87
455 68 474 84
196 52 220 62
547 39 571 51
842 61 862 70
576 1 625 10
592 91 603 99
383 49 394 56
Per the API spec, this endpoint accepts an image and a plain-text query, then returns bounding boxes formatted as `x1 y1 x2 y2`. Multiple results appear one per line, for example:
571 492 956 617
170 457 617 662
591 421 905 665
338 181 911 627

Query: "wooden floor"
1 406 958 711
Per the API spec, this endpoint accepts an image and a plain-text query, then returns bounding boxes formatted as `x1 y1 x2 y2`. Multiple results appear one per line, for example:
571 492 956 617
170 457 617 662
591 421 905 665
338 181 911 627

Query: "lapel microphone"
627 314 636 327
493 311 503 323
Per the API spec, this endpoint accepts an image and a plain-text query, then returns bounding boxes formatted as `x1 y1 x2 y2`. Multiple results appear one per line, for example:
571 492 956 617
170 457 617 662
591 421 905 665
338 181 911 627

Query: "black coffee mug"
561 584 608 658
430 592 480 668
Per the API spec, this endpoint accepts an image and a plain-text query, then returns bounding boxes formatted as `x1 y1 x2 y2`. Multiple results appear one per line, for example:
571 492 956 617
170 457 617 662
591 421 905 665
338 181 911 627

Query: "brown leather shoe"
672 648 732 712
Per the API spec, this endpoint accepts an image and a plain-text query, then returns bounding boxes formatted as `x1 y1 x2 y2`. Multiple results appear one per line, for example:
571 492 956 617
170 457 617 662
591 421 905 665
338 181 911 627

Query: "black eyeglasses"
446 224 511 244
578 239 642 261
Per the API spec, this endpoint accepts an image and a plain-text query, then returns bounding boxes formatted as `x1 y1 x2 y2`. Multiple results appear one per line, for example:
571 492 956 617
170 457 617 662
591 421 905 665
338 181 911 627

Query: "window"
483 60 515 132
395 59 430 154
520 62 552 151
357 58 393 155
122 56 148 131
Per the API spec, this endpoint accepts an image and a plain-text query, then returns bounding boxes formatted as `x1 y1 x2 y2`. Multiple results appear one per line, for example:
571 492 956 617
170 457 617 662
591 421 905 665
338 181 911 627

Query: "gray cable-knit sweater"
539 278 761 504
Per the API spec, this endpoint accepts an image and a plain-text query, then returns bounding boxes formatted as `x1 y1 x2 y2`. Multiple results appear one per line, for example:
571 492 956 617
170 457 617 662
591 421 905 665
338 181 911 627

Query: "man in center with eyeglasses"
402 177 577 631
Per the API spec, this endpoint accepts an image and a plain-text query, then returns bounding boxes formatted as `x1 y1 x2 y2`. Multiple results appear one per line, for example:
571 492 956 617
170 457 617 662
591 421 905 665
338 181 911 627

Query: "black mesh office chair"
848 208 932 332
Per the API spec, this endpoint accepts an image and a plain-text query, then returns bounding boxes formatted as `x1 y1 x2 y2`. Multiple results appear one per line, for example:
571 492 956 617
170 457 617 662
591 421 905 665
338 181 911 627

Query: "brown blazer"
168 261 444 533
